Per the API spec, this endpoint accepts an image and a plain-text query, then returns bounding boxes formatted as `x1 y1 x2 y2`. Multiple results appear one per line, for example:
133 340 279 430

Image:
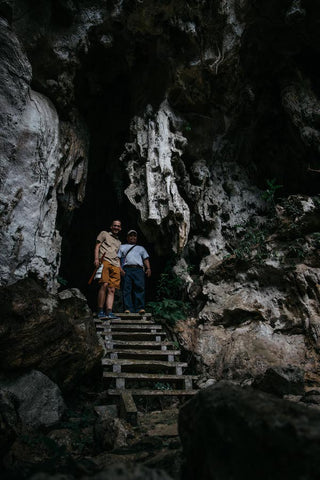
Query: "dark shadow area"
238 0 320 196
57 27 173 309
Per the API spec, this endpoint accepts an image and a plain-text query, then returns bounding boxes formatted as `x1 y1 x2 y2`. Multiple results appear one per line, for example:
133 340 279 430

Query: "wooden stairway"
94 312 198 425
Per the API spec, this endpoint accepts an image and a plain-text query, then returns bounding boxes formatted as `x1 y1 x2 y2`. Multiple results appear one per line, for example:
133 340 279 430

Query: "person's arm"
143 258 151 278
94 242 101 267
117 246 125 276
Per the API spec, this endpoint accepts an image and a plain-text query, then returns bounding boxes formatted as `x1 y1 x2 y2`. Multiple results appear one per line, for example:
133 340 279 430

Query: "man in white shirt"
118 230 151 314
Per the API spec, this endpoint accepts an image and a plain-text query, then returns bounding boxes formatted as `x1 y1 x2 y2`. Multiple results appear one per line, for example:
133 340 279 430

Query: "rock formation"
0 15 88 291
0 0 320 439
0 278 103 390
0 370 66 430
179 381 320 480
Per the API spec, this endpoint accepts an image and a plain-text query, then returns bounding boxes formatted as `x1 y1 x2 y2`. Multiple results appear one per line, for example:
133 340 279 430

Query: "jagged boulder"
93 407 128 452
0 370 66 430
0 278 103 390
0 389 21 460
179 381 320 480
252 366 305 397
29 464 173 480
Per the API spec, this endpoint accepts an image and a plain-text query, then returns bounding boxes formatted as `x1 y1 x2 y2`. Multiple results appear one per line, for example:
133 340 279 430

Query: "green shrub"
147 298 189 325
262 178 282 204
147 256 190 324
231 223 270 262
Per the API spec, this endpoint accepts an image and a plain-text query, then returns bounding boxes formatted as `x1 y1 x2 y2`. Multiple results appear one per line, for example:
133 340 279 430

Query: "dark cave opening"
57 30 174 311
57 146 162 312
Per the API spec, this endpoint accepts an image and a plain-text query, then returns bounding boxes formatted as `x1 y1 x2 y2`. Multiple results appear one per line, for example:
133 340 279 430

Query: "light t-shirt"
96 231 121 267
117 244 149 267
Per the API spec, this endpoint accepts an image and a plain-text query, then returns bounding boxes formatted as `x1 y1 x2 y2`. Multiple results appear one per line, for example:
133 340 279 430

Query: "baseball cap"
127 230 137 235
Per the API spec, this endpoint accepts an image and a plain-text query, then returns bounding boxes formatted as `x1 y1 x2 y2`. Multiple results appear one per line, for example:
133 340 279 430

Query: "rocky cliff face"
1 0 320 387
0 14 88 291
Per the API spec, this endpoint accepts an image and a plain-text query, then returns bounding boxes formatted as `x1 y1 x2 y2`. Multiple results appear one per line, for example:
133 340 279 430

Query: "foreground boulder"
0 370 66 430
0 278 103 390
29 464 173 480
0 389 21 459
179 381 320 480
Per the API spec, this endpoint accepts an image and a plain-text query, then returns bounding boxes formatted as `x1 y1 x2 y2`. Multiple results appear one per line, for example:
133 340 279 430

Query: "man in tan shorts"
94 219 122 319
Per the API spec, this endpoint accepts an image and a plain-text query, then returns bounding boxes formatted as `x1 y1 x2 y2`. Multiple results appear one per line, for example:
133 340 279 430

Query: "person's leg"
106 287 115 312
106 265 121 318
122 269 134 312
98 283 108 308
98 261 110 312
132 268 145 312
97 283 108 317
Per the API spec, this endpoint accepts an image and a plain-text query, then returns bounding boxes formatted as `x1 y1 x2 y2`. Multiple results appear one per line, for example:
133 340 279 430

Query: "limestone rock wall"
0 17 88 291
1 0 320 389
121 101 190 254
176 196 320 385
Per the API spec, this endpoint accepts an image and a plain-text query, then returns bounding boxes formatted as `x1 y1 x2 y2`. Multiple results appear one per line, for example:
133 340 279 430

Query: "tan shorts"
99 260 120 289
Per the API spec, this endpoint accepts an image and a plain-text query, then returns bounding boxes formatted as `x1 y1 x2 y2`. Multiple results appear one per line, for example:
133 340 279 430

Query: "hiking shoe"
97 310 107 319
138 309 146 314
124 310 131 314
107 312 120 320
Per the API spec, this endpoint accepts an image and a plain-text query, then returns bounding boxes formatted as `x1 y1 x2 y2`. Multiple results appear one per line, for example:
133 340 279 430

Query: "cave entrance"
57 148 162 312
57 23 174 311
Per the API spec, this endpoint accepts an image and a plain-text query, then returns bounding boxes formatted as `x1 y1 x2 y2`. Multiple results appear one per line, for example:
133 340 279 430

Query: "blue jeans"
122 266 145 312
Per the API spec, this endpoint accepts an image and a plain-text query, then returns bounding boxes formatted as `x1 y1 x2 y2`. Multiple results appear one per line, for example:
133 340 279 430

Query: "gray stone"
0 278 103 390
1 370 66 429
94 414 128 451
179 381 320 480
301 391 320 406
252 366 305 397
0 389 20 456
30 464 173 480
94 404 118 419
84 464 173 480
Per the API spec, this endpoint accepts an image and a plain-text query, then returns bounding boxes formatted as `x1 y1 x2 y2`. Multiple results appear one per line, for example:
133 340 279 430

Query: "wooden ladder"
94 313 197 425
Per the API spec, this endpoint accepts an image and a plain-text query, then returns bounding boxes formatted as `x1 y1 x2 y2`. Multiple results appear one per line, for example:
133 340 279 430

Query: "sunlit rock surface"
121 101 190 254
0 18 88 291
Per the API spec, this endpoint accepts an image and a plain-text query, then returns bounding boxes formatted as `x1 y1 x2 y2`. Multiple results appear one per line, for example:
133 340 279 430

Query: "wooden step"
106 340 177 350
102 358 187 375
94 313 152 319
103 371 197 390
114 312 152 318
104 324 163 331
108 389 198 396
105 349 180 360
119 391 137 426
94 318 155 325
102 358 186 367
104 331 166 340
103 372 197 380
109 319 156 325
